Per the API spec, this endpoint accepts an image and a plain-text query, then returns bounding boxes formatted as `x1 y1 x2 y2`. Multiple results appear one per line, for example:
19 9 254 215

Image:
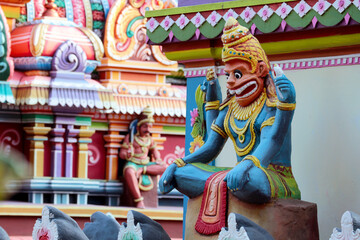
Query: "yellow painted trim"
0 204 183 220
83 0 93 29
164 33 360 61
30 24 47 57
262 33 360 55
99 58 177 73
79 27 104 61
165 48 215 61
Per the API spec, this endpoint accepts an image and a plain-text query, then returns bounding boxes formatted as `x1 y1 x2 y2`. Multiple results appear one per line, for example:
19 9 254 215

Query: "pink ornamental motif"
176 14 190 30
191 12 205 28
258 5 274 21
146 17 159 32
163 146 185 166
313 0 331 15
294 0 311 17
275 2 292 19
333 0 351 13
240 7 256 23
190 108 199 127
206 11 221 27
223 9 239 21
160 16 174 31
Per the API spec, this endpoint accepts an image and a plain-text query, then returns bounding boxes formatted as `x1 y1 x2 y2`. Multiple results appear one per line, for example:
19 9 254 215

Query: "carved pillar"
77 126 95 179
50 124 65 177
24 123 51 178
104 131 122 181
65 125 79 178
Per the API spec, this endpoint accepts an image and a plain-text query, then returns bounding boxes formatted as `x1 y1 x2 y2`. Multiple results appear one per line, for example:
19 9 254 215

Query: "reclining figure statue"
159 17 301 204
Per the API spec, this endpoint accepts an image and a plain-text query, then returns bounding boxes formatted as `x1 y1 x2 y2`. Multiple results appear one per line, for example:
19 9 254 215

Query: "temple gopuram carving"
0 0 185 209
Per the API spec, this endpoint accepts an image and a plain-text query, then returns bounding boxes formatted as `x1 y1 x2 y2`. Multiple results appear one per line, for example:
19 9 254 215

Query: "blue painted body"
160 71 297 203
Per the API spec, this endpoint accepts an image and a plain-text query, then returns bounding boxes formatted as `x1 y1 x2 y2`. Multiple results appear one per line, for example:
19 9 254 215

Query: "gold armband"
143 166 147 175
134 197 144 203
211 122 227 139
121 143 129 149
174 158 186 167
260 116 275 131
205 100 220 111
276 101 296 111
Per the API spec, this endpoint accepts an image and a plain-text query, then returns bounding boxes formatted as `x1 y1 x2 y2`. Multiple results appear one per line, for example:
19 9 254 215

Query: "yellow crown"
221 17 269 73
137 105 155 126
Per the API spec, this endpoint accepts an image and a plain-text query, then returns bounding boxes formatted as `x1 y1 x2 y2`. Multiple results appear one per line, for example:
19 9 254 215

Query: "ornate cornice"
146 0 360 44
184 54 360 77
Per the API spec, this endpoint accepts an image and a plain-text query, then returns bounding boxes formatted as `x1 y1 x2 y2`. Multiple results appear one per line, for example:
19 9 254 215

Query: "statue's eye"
234 70 242 79
225 72 230 81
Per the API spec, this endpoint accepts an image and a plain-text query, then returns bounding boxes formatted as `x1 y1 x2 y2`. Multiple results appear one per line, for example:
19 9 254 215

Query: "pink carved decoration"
195 28 200 39
281 19 287 31
344 13 351 24
71 0 86 27
312 16 318 28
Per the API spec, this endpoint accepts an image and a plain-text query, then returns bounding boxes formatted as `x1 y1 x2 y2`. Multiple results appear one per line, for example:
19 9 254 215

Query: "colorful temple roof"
3 0 186 118
11 17 104 61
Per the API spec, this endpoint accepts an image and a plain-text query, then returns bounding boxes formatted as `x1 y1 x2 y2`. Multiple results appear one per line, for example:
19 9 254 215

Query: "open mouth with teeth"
229 81 258 99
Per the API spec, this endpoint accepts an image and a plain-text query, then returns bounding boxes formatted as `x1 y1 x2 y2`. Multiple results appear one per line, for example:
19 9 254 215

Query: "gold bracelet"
174 158 186 167
121 143 129 149
205 100 220 111
276 101 296 111
211 122 227 139
238 155 262 168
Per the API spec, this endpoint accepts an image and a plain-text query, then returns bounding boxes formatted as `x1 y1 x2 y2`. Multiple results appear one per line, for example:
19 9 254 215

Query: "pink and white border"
184 54 360 77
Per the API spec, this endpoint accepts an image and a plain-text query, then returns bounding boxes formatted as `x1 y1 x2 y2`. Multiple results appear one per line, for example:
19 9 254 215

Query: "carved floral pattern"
163 145 185 165
52 40 86 72
0 129 20 157
88 145 100 166
104 0 175 65
189 135 205 154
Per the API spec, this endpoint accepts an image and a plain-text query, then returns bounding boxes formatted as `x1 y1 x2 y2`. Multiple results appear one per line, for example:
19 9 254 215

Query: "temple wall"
216 64 360 239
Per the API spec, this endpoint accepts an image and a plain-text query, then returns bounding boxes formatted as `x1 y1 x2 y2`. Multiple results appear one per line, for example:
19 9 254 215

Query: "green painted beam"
163 125 186 134
91 121 109 131
22 114 54 124
146 0 297 17
75 116 92 126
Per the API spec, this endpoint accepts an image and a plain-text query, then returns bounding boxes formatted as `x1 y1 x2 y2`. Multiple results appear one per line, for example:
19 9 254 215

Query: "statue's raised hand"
159 163 177 194
270 64 296 103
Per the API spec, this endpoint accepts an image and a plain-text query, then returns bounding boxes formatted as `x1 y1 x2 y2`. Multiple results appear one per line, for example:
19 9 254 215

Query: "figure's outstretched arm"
250 65 296 167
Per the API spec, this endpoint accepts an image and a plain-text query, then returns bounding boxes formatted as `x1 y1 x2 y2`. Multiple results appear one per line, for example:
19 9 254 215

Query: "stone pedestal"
185 193 319 240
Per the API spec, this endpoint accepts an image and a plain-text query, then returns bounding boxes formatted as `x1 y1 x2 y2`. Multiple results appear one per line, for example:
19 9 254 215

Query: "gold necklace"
224 90 266 157
135 135 151 147
231 90 266 121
